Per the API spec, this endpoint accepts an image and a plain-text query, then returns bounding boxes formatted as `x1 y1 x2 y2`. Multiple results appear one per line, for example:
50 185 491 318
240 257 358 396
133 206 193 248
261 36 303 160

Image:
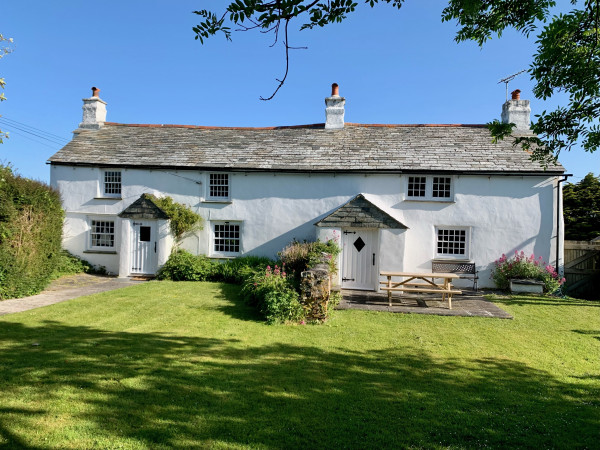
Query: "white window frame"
434 226 471 260
210 220 242 257
405 175 454 201
206 172 231 201
87 217 117 251
98 169 122 198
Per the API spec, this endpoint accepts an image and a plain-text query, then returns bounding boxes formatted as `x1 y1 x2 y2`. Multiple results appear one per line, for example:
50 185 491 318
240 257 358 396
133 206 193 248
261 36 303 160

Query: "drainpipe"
556 174 572 275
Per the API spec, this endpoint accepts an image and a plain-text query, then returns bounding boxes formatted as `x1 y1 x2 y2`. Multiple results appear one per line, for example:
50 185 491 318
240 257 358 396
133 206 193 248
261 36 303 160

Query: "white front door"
341 228 378 290
130 220 158 275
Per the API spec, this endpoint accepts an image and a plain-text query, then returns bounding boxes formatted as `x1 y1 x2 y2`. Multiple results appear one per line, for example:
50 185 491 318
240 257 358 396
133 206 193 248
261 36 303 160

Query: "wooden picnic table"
380 271 462 309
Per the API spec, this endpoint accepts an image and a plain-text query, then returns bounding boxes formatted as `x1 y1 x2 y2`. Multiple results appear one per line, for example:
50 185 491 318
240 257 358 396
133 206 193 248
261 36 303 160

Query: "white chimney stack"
79 87 107 129
325 83 345 129
501 89 531 132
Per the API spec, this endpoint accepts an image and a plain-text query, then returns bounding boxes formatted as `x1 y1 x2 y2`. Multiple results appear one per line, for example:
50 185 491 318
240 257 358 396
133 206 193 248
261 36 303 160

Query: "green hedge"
0 165 64 299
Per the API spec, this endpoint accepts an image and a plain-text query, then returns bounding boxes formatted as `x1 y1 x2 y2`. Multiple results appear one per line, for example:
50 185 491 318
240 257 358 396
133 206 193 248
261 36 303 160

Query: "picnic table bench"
380 271 462 309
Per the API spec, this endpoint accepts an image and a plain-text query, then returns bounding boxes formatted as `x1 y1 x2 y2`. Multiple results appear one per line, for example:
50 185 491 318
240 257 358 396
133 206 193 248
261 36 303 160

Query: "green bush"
51 250 94 279
241 264 304 324
491 251 565 293
147 195 203 243
156 249 216 281
0 165 64 299
279 238 341 280
211 256 275 284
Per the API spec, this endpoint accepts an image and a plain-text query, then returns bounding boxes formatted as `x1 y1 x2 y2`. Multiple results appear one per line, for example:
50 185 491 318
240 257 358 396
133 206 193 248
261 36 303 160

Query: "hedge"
0 165 64 299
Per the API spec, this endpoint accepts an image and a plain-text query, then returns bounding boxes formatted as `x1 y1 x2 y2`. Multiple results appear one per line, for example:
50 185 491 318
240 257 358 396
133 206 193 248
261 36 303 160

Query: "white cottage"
48 85 566 290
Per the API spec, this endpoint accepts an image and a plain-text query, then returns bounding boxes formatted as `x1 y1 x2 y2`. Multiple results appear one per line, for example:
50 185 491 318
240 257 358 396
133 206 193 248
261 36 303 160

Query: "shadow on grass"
211 283 264 322
492 294 600 308
0 321 598 448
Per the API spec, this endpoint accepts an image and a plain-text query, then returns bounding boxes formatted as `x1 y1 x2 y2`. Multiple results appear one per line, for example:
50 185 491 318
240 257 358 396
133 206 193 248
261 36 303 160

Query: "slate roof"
118 194 169 220
48 122 565 174
315 194 407 229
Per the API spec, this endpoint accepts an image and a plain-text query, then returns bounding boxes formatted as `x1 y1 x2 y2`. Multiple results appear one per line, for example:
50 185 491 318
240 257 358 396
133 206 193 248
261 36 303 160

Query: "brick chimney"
501 89 531 132
79 87 107 129
325 83 345 129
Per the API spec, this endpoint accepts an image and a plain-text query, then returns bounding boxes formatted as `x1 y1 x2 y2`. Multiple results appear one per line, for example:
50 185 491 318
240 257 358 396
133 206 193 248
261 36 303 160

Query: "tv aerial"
498 69 527 101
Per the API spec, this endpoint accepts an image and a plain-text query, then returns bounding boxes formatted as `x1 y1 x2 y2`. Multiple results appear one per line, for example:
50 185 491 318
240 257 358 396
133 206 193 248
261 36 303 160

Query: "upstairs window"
407 176 427 197
90 219 115 249
406 175 453 201
208 173 230 200
103 170 121 197
435 227 470 259
432 177 452 198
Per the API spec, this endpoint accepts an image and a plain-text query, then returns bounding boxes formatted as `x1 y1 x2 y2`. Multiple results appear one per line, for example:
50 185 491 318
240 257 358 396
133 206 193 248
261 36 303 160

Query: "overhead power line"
0 116 70 143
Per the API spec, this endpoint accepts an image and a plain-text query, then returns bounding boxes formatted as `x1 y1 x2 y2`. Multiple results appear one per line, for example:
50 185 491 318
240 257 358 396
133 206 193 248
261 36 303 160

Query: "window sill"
208 255 239 260
433 257 471 262
84 250 118 254
202 200 232 204
94 197 122 200
404 199 455 204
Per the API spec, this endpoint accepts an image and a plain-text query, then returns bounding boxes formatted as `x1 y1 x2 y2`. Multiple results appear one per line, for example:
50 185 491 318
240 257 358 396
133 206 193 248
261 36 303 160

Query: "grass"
0 282 599 449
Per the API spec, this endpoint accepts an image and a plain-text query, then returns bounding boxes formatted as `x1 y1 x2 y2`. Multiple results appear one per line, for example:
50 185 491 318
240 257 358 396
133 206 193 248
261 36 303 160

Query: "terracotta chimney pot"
331 83 339 97
92 87 100 97
511 89 521 100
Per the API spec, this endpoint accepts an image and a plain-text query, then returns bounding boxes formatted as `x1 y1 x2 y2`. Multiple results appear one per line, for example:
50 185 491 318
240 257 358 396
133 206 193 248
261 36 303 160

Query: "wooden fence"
564 240 600 299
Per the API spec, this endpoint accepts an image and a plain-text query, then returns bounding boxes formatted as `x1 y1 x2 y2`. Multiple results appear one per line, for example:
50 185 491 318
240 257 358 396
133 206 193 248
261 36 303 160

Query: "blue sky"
2 0 598 183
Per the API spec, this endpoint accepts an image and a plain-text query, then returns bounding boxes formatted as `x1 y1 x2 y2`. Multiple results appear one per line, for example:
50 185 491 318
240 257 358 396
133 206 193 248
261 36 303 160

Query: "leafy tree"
0 34 14 144
193 0 600 165
563 173 600 241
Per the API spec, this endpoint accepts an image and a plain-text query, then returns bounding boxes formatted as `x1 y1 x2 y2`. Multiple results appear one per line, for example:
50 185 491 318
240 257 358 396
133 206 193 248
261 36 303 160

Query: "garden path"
0 274 145 316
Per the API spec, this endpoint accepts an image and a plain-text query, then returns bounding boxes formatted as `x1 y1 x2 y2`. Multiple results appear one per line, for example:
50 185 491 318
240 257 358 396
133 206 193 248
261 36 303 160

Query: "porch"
337 289 512 319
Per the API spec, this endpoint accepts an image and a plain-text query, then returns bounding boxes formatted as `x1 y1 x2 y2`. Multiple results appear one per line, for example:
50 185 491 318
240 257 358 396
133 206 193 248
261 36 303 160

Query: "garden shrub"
491 251 565 293
50 250 95 279
279 238 341 280
0 165 64 299
241 264 303 324
156 249 216 281
211 256 274 284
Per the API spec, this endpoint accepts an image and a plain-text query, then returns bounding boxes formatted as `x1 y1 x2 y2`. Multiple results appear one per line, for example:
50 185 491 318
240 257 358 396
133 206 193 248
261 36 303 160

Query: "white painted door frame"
130 220 158 275
341 228 379 290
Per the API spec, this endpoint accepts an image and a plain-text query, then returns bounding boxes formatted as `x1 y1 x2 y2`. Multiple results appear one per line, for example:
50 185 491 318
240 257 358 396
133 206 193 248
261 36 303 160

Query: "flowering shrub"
241 264 304 324
491 251 565 293
279 235 341 280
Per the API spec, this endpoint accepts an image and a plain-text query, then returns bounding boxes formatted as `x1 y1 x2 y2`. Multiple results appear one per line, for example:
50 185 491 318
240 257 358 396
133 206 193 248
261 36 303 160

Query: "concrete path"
0 273 146 316
338 289 513 319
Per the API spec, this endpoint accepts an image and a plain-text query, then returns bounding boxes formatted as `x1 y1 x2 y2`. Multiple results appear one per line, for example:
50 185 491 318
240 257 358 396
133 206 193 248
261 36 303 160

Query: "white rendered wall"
51 165 558 287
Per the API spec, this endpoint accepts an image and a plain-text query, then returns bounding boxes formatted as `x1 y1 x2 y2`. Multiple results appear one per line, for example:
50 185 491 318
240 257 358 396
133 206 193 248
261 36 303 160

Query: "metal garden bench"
432 261 478 291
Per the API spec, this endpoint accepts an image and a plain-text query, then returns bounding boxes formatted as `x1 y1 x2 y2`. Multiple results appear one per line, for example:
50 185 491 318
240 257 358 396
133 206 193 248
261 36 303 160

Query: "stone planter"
510 279 544 294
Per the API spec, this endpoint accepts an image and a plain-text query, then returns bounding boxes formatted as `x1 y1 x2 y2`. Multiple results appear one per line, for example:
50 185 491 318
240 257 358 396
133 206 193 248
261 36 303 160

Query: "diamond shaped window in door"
353 237 366 252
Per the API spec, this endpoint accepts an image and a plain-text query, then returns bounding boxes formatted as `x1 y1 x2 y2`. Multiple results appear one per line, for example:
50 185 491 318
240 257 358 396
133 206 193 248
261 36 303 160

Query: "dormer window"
406 175 453 201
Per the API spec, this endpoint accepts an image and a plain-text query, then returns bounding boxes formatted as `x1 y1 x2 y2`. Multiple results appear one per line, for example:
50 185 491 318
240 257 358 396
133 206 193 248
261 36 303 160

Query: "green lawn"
0 282 598 449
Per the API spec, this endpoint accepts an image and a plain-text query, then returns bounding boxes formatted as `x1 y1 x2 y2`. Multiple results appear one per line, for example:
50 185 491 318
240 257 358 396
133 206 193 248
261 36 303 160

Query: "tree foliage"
563 173 600 241
193 0 600 164
0 33 14 144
